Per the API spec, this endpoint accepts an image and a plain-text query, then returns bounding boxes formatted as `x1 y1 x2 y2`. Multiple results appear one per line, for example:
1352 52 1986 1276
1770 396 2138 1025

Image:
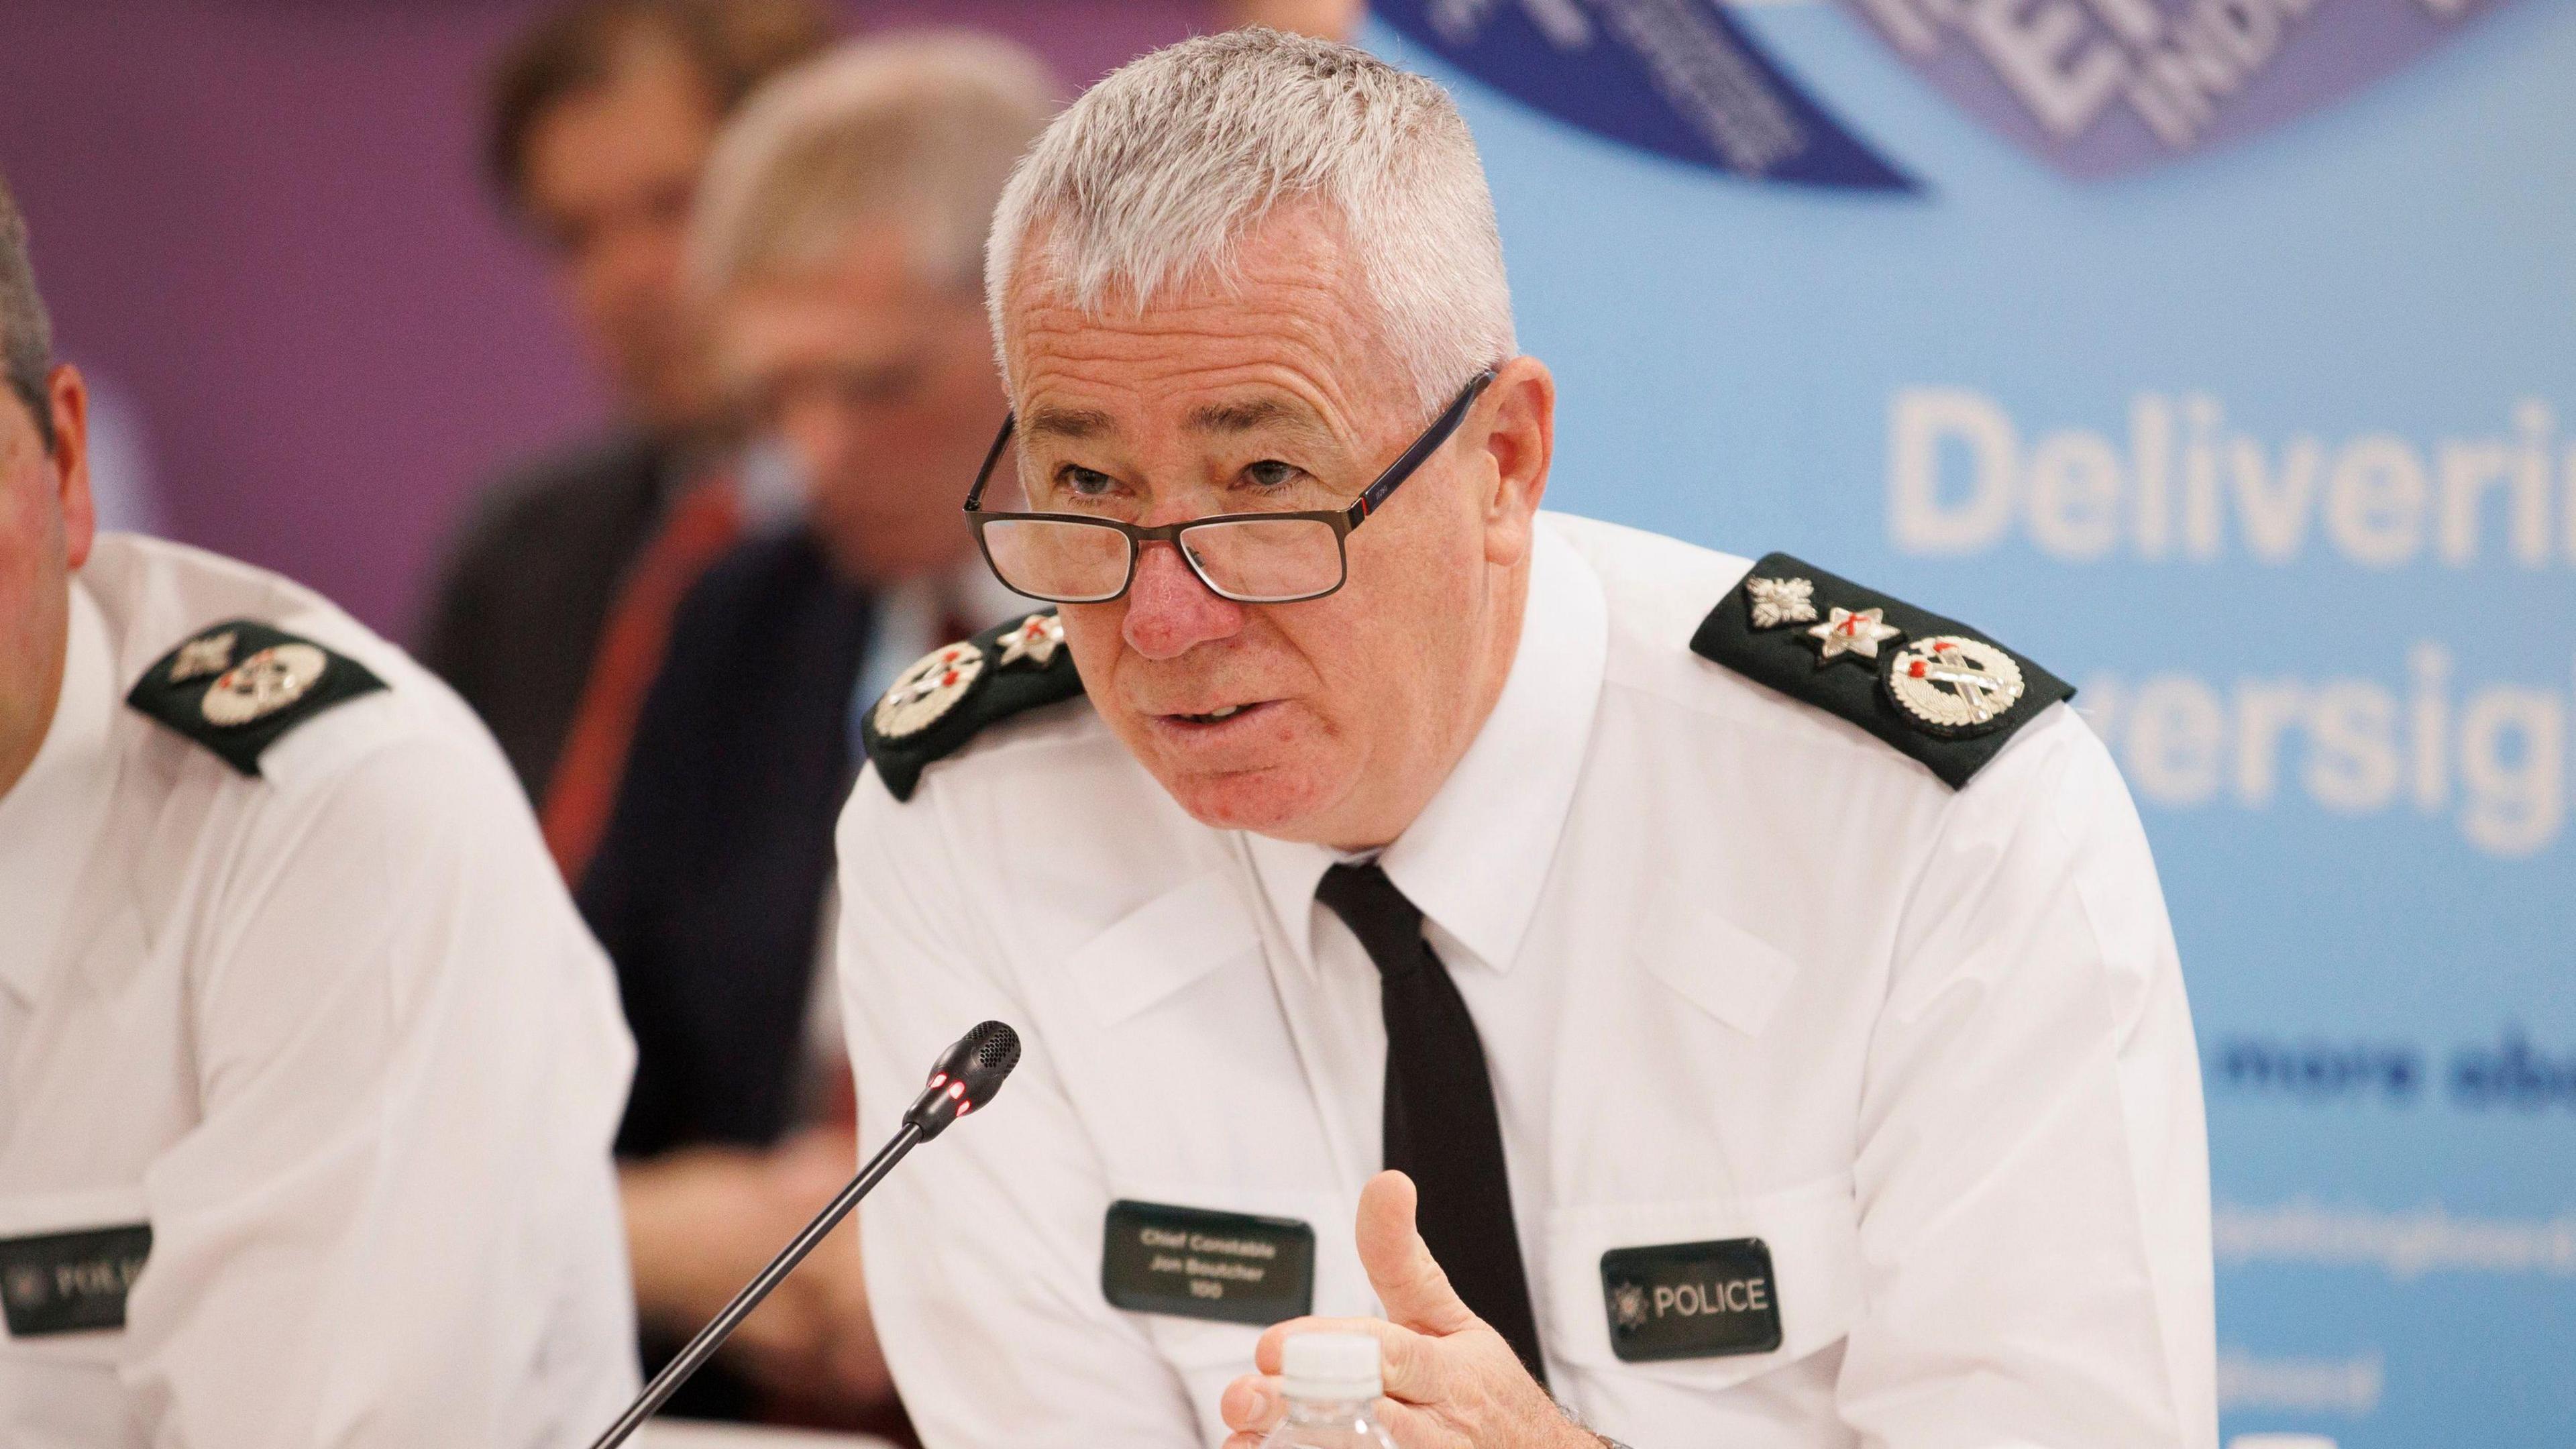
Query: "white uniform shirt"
835 514 2216 1449
0 535 641 1448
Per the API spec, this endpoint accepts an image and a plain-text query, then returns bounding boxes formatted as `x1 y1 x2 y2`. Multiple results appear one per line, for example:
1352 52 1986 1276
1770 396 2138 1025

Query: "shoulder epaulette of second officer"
1689 552 2073 790
861 609 1086 802
126 619 389 777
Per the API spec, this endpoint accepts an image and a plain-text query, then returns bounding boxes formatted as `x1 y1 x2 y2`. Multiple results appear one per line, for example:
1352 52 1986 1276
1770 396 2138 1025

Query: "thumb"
1354 1171 1478 1336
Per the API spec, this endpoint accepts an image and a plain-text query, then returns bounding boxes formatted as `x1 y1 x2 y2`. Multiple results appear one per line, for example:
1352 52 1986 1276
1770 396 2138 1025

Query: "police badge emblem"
1743 576 1817 630
873 641 988 740
1611 1281 1650 1332
1884 635 2027 737
201 643 332 727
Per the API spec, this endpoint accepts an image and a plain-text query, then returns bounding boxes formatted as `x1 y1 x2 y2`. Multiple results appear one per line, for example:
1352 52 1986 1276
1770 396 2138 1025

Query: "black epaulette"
126 619 388 777
1689 553 2072 790
861 609 1086 802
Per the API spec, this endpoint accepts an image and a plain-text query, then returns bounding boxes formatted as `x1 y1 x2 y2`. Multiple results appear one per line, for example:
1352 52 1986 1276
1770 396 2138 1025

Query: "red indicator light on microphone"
928 1073 947 1089
947 1081 965 1100
955 1101 971 1116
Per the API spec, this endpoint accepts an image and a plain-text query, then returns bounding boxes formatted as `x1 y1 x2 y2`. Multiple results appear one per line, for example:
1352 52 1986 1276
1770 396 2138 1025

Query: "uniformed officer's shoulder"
1686 550 2074 791
90 534 464 782
860 608 1090 802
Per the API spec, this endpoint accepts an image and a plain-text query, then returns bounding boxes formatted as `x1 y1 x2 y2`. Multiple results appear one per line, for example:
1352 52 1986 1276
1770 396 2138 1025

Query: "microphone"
586 1021 1022 1449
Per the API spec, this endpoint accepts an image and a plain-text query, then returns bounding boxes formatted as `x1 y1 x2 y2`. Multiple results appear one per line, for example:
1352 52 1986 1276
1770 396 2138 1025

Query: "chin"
1153 761 1345 839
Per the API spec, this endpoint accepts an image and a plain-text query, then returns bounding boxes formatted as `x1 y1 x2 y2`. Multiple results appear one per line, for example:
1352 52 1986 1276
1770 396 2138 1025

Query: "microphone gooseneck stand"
582 1017 1022 1449
585 1123 922 1449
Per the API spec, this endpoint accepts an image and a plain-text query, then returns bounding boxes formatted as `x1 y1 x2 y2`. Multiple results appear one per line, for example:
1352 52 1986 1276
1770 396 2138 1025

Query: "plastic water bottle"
1258 1332 1398 1449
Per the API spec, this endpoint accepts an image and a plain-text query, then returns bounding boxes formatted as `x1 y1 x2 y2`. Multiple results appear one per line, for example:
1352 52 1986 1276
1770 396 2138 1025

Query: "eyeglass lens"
975 429 1350 604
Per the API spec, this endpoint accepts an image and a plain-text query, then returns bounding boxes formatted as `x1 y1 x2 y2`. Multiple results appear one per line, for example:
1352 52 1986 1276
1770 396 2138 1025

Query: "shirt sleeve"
834 771 1208 1449
117 730 641 1449
1837 707 2218 1449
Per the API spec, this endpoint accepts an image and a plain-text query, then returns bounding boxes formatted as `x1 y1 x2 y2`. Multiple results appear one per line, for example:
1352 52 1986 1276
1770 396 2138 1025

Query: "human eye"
1240 459 1305 493
1055 463 1119 499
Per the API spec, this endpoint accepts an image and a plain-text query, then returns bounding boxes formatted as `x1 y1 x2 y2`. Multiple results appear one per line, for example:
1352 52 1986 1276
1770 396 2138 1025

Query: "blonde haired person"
580 30 1055 1432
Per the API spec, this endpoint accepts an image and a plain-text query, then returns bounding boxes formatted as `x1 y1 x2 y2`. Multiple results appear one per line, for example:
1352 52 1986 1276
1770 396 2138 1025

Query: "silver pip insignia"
873 641 986 739
995 612 1064 669
168 630 238 683
1745 576 1817 629
1807 606 1901 665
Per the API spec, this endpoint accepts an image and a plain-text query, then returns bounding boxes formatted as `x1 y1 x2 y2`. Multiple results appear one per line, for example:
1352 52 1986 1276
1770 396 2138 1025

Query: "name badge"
0 1223 153 1338
1599 1237 1781 1361
1102 1200 1314 1327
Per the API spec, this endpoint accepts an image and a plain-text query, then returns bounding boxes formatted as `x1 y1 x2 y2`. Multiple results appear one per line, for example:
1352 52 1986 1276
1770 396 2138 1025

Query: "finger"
1219 1373 1285 1434
1354 1171 1479 1337
1368 1320 1453 1407
1254 1315 1402 1375
1378 1397 1472 1449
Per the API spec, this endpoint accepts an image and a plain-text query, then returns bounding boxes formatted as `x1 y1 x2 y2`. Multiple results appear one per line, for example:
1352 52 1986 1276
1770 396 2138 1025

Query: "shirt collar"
1244 522 1609 974
0 578 120 1006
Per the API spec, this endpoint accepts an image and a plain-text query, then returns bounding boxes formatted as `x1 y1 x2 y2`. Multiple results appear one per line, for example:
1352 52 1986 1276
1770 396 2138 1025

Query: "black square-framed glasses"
962 370 1496 604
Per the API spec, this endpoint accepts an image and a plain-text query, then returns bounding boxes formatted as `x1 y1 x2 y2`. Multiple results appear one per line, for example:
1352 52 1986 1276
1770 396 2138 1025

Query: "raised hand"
1219 1171 1600 1449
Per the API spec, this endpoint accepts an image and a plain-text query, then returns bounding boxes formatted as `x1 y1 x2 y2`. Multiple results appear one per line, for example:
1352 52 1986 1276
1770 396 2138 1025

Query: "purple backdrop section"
0 0 1212 639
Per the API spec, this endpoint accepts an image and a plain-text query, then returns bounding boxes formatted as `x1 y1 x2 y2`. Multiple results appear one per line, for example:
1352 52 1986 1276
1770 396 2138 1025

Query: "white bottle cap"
1280 1331 1383 1402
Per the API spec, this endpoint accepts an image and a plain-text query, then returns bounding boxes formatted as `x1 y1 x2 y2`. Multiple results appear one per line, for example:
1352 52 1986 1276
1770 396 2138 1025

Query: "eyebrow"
1020 403 1117 440
1020 395 1339 448
1185 396 1340 455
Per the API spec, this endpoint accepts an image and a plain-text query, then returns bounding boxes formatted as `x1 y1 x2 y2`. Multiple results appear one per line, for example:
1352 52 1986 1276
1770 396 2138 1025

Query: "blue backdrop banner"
1362 1 2573 1443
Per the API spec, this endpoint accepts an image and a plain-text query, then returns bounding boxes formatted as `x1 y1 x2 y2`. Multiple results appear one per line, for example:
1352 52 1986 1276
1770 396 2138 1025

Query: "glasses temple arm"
964 413 1017 513
1346 370 1497 525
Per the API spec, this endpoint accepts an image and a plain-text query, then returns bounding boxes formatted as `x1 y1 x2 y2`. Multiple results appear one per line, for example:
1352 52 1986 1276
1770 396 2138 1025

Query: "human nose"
1121 539 1245 660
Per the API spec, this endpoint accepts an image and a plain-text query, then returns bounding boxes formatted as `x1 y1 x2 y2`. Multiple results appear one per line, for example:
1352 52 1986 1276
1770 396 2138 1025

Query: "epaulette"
125 619 388 777
861 609 1086 802
1689 553 2072 790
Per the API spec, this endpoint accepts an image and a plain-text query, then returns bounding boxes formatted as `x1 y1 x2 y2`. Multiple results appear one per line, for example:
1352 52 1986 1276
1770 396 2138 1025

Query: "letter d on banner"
1890 387 2017 554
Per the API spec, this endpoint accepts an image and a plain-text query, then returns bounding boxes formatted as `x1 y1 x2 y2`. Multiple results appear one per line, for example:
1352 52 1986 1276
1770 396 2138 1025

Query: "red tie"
540 478 743 885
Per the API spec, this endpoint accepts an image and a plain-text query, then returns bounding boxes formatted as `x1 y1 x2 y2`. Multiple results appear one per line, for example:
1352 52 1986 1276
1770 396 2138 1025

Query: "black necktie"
1316 861 1548 1388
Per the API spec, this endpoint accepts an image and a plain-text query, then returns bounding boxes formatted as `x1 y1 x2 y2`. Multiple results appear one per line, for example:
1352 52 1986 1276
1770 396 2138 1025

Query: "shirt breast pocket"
1542 1175 1864 1401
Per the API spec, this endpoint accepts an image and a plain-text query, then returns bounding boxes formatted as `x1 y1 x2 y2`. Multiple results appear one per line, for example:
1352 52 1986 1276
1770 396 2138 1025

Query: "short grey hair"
690 32 1057 297
987 29 1514 415
0 172 54 451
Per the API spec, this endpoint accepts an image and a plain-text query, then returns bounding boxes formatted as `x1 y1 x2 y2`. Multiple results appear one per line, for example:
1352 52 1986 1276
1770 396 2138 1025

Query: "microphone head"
902 1020 1021 1140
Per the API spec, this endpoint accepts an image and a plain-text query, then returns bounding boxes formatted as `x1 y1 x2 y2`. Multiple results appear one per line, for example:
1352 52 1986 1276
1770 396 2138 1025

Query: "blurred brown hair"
485 0 837 213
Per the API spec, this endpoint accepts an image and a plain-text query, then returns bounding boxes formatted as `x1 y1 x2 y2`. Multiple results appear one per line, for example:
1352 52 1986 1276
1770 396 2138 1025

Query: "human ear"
1476 356 1552 570
46 364 94 569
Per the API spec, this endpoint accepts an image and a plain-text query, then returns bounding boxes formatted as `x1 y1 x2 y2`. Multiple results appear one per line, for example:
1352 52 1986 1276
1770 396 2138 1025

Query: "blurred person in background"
0 172 640 1449
419 0 831 846
1223 0 1366 36
574 34 1054 1434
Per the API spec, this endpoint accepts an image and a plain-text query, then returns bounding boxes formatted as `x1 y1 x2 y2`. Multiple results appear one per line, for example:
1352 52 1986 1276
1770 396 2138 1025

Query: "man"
577 35 1051 1429
837 30 2216 1449
421 0 830 811
0 176 639 1446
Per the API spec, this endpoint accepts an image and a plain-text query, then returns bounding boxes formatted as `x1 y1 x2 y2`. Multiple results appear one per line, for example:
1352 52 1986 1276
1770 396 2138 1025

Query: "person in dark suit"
574 34 1053 1430
421 0 830 804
